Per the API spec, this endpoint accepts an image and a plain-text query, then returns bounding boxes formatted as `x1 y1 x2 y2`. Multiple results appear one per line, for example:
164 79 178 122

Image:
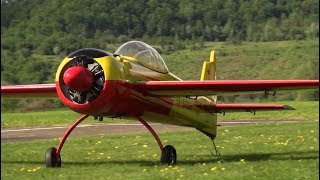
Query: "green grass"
219 101 319 121
1 101 318 129
0 108 134 129
1 121 318 179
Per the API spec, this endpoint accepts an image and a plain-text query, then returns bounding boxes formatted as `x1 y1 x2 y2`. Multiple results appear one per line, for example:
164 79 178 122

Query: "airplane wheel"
45 147 61 168
160 145 177 165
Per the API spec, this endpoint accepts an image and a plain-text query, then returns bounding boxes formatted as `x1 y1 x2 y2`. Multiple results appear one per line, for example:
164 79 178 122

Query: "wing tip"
283 105 295 110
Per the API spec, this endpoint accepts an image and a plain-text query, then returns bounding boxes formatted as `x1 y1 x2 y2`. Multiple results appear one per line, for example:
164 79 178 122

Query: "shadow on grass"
2 150 318 166
194 150 319 163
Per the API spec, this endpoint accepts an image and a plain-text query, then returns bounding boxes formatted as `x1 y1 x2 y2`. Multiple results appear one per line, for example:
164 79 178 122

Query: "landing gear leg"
135 116 177 165
211 139 221 157
45 115 89 167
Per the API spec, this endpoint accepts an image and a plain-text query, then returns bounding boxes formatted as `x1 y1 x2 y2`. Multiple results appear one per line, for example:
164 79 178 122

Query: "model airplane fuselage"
1 41 319 167
57 44 219 138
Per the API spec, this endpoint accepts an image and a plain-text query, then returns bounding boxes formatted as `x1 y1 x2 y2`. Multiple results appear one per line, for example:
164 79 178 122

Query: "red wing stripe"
133 80 319 96
141 80 318 90
1 84 57 98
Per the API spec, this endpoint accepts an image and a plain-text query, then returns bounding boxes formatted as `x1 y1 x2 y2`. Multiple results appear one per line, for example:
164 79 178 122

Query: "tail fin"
201 51 217 103
200 51 216 81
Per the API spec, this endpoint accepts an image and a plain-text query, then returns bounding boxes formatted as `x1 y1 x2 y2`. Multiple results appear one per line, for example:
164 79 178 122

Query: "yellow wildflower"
210 167 217 171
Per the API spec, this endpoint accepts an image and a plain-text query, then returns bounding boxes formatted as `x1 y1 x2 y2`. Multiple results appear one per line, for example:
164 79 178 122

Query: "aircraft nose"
63 66 94 92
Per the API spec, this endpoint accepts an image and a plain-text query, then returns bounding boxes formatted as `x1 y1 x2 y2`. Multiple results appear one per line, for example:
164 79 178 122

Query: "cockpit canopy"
115 41 169 73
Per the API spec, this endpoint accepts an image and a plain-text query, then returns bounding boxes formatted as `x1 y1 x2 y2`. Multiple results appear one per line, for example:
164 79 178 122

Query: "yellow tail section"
201 51 217 103
200 51 216 81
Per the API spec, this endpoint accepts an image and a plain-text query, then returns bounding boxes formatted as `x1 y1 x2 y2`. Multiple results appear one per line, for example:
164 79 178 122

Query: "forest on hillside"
1 0 319 111
1 0 319 84
1 0 319 56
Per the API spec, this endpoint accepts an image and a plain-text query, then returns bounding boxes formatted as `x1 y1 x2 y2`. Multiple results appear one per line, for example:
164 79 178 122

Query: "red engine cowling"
55 49 121 116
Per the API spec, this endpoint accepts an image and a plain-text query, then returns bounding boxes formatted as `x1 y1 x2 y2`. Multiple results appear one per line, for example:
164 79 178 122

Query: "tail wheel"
45 147 61 167
61 55 105 104
160 145 177 165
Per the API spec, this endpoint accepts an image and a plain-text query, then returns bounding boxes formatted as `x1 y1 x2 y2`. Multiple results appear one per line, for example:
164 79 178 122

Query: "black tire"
45 147 61 168
160 145 177 165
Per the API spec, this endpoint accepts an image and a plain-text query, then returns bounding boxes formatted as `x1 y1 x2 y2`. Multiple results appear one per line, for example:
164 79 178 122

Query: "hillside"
1 0 319 111
2 1 319 47
163 39 319 81
1 0 319 85
1 39 319 111
162 39 319 102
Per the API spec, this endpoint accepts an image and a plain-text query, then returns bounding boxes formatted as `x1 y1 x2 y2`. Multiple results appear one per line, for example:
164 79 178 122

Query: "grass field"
0 109 134 128
1 101 318 129
1 121 318 179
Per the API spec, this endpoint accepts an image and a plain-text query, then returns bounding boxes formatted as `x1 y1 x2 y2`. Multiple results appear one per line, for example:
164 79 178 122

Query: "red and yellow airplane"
1 41 319 167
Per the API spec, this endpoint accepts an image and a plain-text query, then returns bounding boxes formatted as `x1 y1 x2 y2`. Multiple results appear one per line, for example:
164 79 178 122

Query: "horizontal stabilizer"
199 103 295 113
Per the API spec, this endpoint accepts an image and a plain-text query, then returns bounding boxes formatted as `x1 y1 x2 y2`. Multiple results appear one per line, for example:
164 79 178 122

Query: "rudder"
200 51 216 81
200 51 217 103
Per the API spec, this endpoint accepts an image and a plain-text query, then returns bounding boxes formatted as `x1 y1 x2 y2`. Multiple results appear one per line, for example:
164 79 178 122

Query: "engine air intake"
59 55 105 104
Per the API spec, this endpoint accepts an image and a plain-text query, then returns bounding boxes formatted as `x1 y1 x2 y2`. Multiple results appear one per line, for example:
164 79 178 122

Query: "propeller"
62 55 105 104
